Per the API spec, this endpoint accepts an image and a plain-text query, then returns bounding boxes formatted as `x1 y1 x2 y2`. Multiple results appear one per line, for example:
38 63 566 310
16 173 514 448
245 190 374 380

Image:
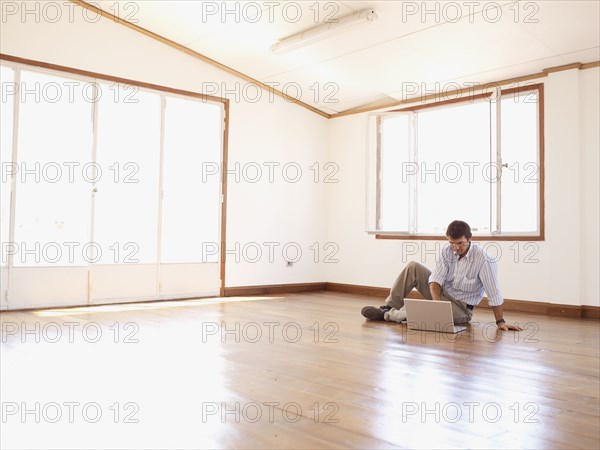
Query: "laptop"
404 299 467 333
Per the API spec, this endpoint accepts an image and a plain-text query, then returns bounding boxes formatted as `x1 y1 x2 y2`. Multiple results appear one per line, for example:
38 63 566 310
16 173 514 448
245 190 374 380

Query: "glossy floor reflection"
1 292 599 449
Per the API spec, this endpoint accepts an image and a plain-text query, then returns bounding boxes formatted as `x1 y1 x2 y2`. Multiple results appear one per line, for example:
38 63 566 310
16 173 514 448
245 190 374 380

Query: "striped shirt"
429 243 504 307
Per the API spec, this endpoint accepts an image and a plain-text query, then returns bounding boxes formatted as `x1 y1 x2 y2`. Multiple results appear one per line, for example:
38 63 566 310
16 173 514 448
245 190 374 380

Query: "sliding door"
1 66 15 309
1 63 225 309
160 96 223 298
89 83 161 304
8 70 93 308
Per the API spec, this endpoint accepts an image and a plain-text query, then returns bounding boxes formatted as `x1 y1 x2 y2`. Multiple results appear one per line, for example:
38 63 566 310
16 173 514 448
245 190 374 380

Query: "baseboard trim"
4 281 597 319
325 282 599 319
322 282 389 297
224 282 326 297
582 306 600 319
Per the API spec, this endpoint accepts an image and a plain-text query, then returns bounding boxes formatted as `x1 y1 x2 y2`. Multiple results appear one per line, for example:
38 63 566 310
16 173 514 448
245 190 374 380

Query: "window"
367 84 544 239
161 96 222 264
94 82 162 265
12 69 93 266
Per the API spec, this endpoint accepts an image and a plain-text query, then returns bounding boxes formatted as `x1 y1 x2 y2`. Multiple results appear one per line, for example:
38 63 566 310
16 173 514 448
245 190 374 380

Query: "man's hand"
498 322 523 331
491 305 522 331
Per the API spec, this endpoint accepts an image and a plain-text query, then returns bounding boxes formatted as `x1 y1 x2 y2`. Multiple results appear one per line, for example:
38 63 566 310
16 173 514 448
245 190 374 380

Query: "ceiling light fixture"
270 9 377 55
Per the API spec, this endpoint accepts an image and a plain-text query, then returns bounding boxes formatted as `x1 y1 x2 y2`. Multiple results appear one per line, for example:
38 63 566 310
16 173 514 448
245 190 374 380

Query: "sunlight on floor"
32 296 286 317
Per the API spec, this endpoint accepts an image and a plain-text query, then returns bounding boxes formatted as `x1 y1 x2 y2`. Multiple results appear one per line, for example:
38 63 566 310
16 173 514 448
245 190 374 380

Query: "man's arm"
492 304 523 331
430 282 443 300
428 247 450 299
478 255 522 331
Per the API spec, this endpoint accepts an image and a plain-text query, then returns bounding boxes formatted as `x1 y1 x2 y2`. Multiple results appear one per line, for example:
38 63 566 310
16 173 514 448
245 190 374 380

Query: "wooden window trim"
0 53 227 104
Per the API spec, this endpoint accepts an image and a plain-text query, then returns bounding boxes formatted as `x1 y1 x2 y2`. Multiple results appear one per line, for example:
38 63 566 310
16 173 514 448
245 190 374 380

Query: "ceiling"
94 0 600 116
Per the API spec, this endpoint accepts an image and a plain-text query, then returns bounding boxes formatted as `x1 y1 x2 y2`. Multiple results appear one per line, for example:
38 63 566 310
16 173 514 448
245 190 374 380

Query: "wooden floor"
1 292 599 449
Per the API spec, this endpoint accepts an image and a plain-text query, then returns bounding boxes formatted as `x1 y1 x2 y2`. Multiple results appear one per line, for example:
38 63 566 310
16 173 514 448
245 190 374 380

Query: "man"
361 220 522 331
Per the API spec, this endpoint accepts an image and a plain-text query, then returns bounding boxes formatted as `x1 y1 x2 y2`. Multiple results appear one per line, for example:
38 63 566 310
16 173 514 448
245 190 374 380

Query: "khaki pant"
385 261 473 325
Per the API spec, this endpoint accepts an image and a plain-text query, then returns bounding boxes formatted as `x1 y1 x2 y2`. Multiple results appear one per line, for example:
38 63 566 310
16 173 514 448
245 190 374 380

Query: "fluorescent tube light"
270 9 377 55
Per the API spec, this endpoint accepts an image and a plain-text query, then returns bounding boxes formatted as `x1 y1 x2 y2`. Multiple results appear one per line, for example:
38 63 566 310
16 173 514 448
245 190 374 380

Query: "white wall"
327 68 600 307
0 3 329 289
579 68 600 307
1 4 598 306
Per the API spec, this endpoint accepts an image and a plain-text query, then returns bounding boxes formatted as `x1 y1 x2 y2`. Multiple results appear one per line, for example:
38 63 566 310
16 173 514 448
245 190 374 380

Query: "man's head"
446 220 472 256
446 220 472 240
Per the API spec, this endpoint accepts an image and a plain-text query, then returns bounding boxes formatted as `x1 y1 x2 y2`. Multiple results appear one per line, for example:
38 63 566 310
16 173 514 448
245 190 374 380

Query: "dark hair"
446 220 472 239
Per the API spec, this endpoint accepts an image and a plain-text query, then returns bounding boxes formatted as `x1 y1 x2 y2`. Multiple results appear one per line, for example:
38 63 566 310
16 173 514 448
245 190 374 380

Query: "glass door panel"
160 97 223 297
90 83 161 302
10 70 93 308
1 66 15 308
